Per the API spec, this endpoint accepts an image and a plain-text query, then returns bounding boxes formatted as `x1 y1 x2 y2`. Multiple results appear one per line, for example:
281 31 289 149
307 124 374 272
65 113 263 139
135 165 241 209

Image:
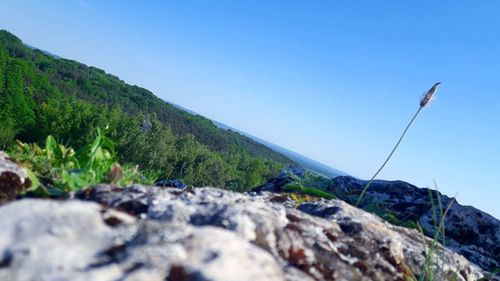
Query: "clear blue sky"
1 0 499 218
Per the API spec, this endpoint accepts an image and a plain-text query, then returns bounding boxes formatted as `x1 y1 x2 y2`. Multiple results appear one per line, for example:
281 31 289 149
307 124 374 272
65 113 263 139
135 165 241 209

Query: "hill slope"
0 30 292 164
214 119 347 178
0 29 293 189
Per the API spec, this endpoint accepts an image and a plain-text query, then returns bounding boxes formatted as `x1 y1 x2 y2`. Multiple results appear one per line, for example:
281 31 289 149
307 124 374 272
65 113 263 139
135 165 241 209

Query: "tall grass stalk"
356 82 441 207
417 191 455 281
403 186 456 281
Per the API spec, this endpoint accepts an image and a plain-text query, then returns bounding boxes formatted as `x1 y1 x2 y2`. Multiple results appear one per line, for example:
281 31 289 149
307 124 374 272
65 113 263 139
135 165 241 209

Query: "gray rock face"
0 199 284 281
329 176 500 273
73 185 486 280
0 151 31 203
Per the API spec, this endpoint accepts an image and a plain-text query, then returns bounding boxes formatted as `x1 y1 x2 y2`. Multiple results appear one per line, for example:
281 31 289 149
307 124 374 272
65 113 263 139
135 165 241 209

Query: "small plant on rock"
12 129 153 195
282 182 335 200
404 184 457 281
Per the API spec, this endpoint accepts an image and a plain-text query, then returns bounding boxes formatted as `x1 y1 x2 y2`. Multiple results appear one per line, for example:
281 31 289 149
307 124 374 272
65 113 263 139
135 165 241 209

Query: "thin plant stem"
434 180 446 281
418 193 455 281
356 105 423 206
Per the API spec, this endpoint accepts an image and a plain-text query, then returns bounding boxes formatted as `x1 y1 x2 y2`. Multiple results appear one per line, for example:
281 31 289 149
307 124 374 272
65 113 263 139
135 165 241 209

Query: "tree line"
0 30 288 190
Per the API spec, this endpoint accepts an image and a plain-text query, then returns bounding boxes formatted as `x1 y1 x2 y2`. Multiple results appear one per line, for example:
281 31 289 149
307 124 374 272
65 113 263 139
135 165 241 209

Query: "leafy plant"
282 182 336 200
381 213 419 230
12 129 153 194
0 30 286 191
361 200 419 230
289 193 315 206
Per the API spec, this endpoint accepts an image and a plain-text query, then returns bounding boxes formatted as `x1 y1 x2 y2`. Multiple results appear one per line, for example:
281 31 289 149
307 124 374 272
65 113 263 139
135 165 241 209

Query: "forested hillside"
0 30 292 189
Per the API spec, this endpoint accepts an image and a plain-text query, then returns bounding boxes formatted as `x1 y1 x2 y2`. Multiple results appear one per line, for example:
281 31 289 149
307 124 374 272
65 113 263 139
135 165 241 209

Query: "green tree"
0 59 36 144
119 116 176 177
0 29 286 190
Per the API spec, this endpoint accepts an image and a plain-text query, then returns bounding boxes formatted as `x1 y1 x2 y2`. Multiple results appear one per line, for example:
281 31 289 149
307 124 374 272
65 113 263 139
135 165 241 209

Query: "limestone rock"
329 176 500 273
254 173 499 273
0 198 284 281
76 185 486 280
0 151 31 204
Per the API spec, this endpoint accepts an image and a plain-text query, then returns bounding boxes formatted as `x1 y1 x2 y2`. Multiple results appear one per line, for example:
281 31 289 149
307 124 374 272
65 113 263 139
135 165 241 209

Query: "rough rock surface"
71 185 487 280
0 151 31 203
254 173 499 273
0 199 283 281
329 176 500 273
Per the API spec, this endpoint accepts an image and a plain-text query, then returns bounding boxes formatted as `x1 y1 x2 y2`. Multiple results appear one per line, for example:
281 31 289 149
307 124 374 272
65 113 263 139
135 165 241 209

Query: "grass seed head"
420 82 441 107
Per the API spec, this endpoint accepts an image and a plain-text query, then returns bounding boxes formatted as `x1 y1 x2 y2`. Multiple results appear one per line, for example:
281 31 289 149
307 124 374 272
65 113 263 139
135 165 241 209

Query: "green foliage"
381 213 419 230
289 193 316 206
400 188 456 281
12 130 151 193
301 187 336 199
361 199 420 230
0 29 286 190
302 170 331 189
282 182 304 192
282 182 336 200
0 29 291 164
0 119 16 150
278 170 336 200
0 58 36 145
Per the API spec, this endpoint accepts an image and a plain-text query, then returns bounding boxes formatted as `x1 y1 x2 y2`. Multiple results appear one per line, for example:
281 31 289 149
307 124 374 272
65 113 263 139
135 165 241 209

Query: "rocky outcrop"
253 174 296 193
0 199 283 281
254 173 499 274
0 152 32 204
0 171 494 280
79 185 486 280
328 176 500 273
155 179 188 189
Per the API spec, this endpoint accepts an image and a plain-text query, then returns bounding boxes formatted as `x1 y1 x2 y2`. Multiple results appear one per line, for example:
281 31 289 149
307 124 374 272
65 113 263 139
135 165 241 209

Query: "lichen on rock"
72 185 487 280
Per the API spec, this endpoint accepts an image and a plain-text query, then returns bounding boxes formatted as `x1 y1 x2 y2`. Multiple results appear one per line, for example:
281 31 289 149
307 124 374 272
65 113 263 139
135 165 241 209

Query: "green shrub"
12 129 154 195
381 213 418 230
289 193 316 206
282 182 335 200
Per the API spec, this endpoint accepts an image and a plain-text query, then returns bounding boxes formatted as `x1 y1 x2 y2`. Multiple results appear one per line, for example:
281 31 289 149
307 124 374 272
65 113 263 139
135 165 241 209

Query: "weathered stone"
77 185 486 280
154 179 187 189
74 184 165 216
0 200 125 281
253 175 295 193
0 198 285 281
328 176 500 273
254 173 500 273
0 152 31 204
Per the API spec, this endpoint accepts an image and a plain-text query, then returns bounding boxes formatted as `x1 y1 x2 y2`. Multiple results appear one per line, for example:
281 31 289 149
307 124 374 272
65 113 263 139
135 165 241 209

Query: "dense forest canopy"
0 30 293 190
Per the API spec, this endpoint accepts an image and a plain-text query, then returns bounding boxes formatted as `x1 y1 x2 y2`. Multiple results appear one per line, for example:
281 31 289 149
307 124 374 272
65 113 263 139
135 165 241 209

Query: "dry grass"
356 82 441 207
